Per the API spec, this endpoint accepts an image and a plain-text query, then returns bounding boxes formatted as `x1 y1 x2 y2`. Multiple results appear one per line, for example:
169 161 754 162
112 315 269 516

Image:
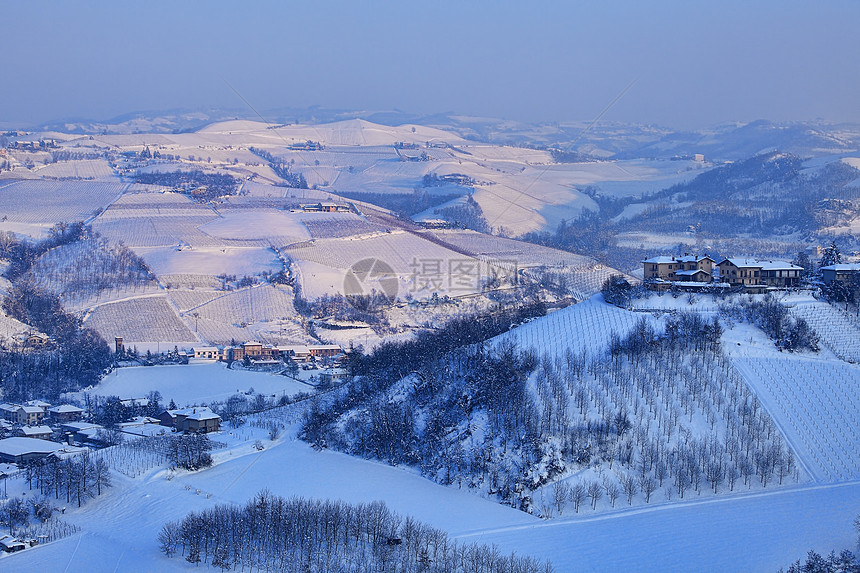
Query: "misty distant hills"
33 108 860 164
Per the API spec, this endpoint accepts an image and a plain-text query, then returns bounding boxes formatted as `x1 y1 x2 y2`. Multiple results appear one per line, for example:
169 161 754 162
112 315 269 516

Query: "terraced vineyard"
733 356 860 482
0 179 126 229
788 300 860 363
510 297 643 358
83 296 198 346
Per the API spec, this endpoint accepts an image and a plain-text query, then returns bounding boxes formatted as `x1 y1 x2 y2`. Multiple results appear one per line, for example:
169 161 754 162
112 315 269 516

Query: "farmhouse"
192 346 219 359
301 202 350 213
0 404 47 426
26 333 50 347
59 421 105 445
642 255 715 283
820 263 860 285
0 535 27 553
717 258 802 287
159 407 221 433
183 409 222 433
308 344 343 358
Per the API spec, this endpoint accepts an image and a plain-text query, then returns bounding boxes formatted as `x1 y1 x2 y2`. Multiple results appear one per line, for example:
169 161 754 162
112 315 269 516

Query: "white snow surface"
7 422 858 572
81 362 312 406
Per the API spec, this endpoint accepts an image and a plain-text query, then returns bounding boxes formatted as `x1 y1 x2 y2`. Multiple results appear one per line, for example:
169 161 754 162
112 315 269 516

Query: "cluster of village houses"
642 254 860 291
0 341 349 487
0 399 224 465
185 341 343 365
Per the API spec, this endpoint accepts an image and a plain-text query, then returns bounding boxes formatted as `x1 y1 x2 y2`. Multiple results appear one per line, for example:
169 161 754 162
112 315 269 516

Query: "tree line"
21 451 111 508
248 147 308 189
133 170 240 201
159 491 553 572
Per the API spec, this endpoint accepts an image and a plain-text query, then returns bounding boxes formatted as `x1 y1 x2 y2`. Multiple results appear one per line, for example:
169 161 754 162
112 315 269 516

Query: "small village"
0 337 350 554
641 252 860 292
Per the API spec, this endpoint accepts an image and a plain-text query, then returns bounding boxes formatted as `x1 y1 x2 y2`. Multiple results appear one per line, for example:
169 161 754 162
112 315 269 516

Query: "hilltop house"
717 259 802 287
820 263 860 285
642 255 715 283
159 407 221 433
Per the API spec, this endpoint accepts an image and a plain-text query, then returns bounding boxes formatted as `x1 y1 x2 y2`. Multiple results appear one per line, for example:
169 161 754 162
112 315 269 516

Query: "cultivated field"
33 159 116 179
510 297 642 357
788 300 860 363
83 295 197 347
188 284 296 325
0 179 126 236
733 355 860 482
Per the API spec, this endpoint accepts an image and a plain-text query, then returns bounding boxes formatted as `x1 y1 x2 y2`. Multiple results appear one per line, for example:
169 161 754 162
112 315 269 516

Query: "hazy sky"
3 1 859 128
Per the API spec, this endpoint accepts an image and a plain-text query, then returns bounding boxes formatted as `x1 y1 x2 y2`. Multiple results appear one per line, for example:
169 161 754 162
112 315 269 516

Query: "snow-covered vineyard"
1 116 860 571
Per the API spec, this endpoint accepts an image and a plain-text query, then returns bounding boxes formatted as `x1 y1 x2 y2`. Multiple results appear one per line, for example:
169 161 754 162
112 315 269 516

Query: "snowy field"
732 353 860 483
0 179 126 237
83 295 198 347
509 296 644 357
6 419 858 573
135 246 281 277
788 299 860 363
199 210 311 242
84 362 312 406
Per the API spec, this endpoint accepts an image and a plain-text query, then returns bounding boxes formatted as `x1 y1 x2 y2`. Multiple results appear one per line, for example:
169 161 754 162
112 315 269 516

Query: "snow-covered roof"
642 256 678 264
60 421 102 432
185 410 221 421
19 405 43 414
117 416 159 427
48 404 84 414
0 437 63 456
19 425 51 436
643 255 713 264
675 269 710 276
26 400 51 408
718 258 761 268
309 344 341 350
193 346 218 352
759 261 802 271
279 345 310 353
170 407 218 419
820 263 860 272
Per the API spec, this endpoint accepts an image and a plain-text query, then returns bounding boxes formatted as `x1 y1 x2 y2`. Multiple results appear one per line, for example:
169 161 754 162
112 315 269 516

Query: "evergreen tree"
820 241 843 268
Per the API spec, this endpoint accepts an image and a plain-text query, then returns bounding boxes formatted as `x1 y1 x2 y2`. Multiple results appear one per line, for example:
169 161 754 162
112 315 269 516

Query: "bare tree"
586 481 603 510
620 474 638 505
604 479 620 508
552 481 570 515
569 483 586 513
639 475 657 504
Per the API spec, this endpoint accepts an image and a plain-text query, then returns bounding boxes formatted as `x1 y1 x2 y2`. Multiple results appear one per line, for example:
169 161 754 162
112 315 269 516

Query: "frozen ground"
6 417 858 572
81 362 312 406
